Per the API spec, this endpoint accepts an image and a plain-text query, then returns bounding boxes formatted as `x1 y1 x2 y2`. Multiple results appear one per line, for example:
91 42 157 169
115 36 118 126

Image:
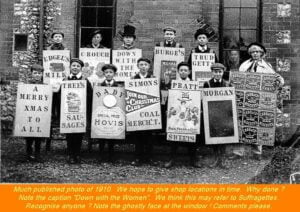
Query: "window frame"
75 0 117 57
219 0 262 63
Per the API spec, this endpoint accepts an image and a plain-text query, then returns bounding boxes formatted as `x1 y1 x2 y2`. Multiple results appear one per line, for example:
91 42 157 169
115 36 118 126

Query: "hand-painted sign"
14 83 53 137
125 78 161 131
60 80 87 133
91 86 125 139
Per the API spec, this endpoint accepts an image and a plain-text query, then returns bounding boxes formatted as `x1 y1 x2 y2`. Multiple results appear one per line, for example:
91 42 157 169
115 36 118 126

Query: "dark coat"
133 73 153 79
100 80 119 87
85 44 107 49
155 41 183 48
203 78 230 88
187 46 218 67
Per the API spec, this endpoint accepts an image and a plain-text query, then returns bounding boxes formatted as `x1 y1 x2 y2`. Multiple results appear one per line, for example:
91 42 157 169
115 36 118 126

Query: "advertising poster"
153 47 185 89
202 87 239 144
14 83 53 137
166 80 201 143
191 53 215 83
60 80 87 133
112 49 142 82
125 78 161 131
43 50 70 91
79 48 111 80
91 86 125 139
230 72 277 146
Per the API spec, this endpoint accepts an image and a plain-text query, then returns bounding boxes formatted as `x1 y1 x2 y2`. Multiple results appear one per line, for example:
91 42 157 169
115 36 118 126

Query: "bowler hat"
210 63 226 71
122 25 136 39
70 58 84 67
102 64 118 73
247 42 266 54
194 28 209 40
51 31 64 38
163 27 176 33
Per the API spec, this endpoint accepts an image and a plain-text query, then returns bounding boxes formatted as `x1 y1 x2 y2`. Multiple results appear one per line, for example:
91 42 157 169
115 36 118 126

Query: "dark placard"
242 127 258 144
244 91 260 108
235 90 245 107
242 109 259 127
245 73 261 90
259 110 275 128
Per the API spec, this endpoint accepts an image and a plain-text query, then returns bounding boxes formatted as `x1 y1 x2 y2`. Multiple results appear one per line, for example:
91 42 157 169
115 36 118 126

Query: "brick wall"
115 0 219 61
0 0 17 82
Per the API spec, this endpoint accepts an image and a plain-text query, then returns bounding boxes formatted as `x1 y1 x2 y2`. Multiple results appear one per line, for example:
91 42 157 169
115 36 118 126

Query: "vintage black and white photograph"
1 0 300 187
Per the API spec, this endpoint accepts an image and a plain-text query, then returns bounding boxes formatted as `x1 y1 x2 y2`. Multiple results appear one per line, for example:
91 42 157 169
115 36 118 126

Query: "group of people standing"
23 25 284 169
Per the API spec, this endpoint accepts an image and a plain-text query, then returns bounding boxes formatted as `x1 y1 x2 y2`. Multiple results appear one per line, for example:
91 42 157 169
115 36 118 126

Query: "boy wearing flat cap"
23 64 46 162
46 31 68 50
97 64 119 163
156 27 182 48
131 57 156 166
188 28 218 69
119 25 137 50
61 58 93 164
86 29 107 49
164 62 202 168
203 63 231 169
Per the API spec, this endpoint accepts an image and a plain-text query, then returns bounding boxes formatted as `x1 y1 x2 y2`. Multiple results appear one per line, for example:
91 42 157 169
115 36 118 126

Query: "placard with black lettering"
229 72 246 90
112 49 142 82
153 47 185 87
14 83 53 137
125 78 161 131
191 53 215 83
60 80 87 133
91 86 125 139
79 48 111 80
43 50 70 92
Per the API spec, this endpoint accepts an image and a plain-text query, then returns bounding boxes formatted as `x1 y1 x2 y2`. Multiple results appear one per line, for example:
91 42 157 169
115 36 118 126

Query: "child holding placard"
98 64 120 162
24 64 45 162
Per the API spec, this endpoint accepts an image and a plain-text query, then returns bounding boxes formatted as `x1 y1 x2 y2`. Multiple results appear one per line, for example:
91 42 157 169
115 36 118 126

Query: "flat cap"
163 27 176 33
51 31 64 38
31 64 44 72
102 64 118 73
90 29 103 38
210 63 226 71
70 58 84 67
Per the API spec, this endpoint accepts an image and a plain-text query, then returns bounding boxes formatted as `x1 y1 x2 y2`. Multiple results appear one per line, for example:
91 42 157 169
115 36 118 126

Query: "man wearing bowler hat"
119 25 137 50
156 27 182 48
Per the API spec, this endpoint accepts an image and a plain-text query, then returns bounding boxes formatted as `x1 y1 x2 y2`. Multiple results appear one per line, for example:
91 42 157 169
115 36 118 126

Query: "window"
76 0 117 51
14 34 28 51
219 0 262 70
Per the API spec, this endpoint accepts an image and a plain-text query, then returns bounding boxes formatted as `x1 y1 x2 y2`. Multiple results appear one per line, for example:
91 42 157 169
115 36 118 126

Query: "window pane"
81 28 112 48
224 0 240 7
99 0 114 6
223 49 241 70
224 8 240 29
241 0 257 7
241 8 257 29
97 8 113 27
223 30 240 49
82 0 97 6
241 30 257 47
81 7 97 27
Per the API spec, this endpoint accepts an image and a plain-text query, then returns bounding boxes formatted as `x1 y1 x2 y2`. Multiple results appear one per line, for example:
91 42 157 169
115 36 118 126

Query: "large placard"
43 50 70 91
125 78 161 131
79 48 111 81
91 85 125 139
166 80 201 143
14 83 53 137
191 53 215 83
202 87 239 144
230 72 277 146
153 47 185 88
60 80 87 133
112 49 142 82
